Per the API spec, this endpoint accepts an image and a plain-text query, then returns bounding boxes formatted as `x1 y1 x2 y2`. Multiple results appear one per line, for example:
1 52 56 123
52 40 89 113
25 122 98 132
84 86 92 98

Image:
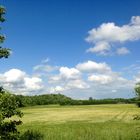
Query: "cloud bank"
0 69 44 95
0 60 135 99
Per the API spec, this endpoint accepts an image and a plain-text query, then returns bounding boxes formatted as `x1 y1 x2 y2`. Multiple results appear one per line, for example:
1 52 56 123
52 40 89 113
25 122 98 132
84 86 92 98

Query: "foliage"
134 82 140 108
0 5 5 22
14 94 72 107
0 47 11 58
135 82 140 99
0 89 23 140
133 83 140 118
0 5 10 59
14 93 137 107
20 130 44 140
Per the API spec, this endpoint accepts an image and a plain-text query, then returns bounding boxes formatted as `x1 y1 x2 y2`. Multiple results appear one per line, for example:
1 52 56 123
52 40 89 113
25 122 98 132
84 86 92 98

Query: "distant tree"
135 83 140 98
89 97 93 101
134 82 140 107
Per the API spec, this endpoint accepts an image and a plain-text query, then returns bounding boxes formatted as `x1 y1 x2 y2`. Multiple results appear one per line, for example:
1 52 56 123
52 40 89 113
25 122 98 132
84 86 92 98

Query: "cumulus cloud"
48 66 88 91
86 41 111 55
49 79 89 93
59 67 81 80
0 69 44 95
49 67 81 83
87 72 129 86
4 69 26 83
66 79 89 89
49 75 61 83
76 60 111 73
48 66 89 91
50 86 65 93
47 59 135 99
24 77 43 91
88 74 113 84
86 16 140 55
0 59 137 98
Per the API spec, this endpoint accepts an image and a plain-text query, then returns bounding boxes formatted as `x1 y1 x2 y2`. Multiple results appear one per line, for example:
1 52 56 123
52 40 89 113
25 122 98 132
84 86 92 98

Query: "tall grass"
19 121 140 140
18 104 140 140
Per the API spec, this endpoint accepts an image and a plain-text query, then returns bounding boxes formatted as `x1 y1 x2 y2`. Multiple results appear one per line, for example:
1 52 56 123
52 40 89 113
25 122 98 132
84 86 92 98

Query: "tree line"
14 93 137 107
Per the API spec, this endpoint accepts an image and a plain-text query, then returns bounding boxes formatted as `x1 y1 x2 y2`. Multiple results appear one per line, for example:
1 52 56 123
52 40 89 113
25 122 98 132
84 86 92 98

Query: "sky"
0 0 140 99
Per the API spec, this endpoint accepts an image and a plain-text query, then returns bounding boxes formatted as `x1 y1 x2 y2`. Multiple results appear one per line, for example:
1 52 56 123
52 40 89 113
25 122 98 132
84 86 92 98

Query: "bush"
0 90 23 140
20 130 44 140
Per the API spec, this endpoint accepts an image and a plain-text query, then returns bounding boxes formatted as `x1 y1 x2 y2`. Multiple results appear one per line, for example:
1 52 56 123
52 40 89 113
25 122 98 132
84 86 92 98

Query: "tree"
134 82 140 107
135 82 140 98
89 97 93 101
0 90 23 139
0 5 10 58
0 5 23 139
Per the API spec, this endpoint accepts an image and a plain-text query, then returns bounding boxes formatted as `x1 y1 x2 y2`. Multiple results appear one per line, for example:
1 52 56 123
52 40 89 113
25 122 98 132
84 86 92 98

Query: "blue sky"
0 0 140 99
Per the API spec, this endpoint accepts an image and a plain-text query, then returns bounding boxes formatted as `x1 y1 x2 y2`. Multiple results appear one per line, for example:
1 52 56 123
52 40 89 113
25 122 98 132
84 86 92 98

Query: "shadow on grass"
20 130 44 140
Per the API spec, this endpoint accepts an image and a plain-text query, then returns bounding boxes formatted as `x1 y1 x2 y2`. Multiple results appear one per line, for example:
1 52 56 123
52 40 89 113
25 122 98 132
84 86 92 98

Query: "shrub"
0 89 23 140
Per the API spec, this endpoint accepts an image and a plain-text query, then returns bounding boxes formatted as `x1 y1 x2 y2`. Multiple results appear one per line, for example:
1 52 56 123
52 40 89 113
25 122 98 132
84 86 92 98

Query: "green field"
19 104 140 140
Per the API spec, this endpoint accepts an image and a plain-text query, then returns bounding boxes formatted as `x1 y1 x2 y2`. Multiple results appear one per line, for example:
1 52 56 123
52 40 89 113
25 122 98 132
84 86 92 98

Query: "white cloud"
76 60 111 73
59 67 81 80
112 89 117 93
86 16 140 55
86 41 111 55
66 79 89 89
24 77 43 91
0 69 44 95
33 58 58 73
116 47 130 55
34 64 58 73
47 60 135 98
49 75 61 83
49 79 89 94
49 67 81 83
48 66 89 92
4 69 26 83
0 59 137 98
131 16 140 25
88 74 113 84
50 86 65 93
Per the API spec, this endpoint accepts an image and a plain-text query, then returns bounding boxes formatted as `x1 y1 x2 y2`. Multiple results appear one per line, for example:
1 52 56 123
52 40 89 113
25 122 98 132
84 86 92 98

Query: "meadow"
19 104 140 140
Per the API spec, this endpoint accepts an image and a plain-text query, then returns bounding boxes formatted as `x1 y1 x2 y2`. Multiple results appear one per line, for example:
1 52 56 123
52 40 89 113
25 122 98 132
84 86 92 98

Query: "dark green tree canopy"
0 89 23 140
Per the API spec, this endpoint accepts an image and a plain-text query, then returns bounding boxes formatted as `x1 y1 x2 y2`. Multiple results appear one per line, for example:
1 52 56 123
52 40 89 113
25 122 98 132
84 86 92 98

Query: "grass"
18 104 140 140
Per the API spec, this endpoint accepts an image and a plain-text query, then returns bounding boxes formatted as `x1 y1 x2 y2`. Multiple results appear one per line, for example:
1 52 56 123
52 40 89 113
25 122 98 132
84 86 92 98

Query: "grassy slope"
19 104 140 140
